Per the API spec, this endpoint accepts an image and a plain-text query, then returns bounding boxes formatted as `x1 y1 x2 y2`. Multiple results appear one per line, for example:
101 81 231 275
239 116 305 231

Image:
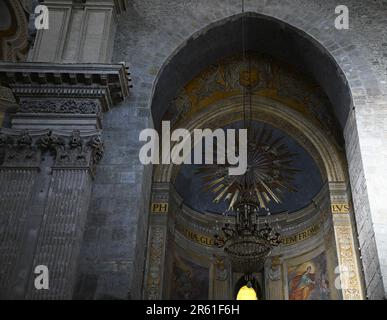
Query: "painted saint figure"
289 266 316 300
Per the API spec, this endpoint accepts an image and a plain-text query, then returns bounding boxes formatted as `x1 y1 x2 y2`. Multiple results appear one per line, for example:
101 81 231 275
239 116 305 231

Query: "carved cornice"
0 62 131 112
0 128 104 177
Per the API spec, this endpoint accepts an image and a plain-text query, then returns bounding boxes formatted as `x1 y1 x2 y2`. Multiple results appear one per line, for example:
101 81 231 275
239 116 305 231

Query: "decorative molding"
18 99 101 115
144 225 166 300
0 62 131 112
334 223 363 300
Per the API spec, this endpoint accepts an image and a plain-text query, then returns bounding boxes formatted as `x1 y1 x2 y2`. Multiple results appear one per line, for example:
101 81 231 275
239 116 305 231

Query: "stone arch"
147 95 365 299
149 12 366 130
124 4 384 299
153 96 346 184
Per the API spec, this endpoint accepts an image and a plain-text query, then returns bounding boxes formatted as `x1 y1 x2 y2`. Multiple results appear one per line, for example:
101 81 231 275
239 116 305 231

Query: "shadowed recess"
151 13 351 131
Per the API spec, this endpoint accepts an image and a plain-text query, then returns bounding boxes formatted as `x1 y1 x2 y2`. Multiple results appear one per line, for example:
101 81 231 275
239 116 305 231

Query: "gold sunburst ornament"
197 126 299 211
196 127 298 272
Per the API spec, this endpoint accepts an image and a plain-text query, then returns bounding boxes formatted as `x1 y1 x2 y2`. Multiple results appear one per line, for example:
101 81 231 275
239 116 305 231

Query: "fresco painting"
170 254 209 300
287 252 330 300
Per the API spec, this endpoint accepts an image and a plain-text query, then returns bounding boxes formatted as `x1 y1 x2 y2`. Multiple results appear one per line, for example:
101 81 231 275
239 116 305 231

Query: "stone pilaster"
25 130 103 299
0 129 42 299
143 183 170 300
0 62 129 299
265 256 284 300
210 255 230 300
31 0 128 63
329 182 365 300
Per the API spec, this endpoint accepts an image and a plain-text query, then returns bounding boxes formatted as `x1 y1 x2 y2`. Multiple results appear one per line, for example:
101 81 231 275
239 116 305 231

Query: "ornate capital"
0 129 104 177
0 129 41 167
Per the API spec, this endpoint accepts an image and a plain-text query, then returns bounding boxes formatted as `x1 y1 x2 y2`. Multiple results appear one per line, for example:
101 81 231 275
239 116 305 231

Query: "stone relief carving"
334 225 362 300
268 256 282 281
145 225 165 300
213 255 228 281
19 99 101 115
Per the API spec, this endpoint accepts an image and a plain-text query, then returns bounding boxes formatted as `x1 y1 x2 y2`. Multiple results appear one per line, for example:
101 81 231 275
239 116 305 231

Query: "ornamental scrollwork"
19 99 100 115
145 225 165 300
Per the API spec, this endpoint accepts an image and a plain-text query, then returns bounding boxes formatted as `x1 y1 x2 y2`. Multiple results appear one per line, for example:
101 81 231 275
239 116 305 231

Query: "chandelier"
199 127 298 272
214 202 282 273
196 0 299 274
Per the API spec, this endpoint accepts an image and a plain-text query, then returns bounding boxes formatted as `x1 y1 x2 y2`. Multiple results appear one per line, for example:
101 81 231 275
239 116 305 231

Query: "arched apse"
144 11 366 300
112 2 385 300
150 12 352 130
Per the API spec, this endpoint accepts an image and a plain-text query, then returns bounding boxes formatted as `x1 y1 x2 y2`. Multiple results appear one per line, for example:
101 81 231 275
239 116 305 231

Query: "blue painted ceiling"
174 121 323 215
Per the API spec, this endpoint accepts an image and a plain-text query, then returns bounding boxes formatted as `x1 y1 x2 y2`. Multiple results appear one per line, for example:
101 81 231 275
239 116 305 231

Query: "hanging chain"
242 0 247 128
